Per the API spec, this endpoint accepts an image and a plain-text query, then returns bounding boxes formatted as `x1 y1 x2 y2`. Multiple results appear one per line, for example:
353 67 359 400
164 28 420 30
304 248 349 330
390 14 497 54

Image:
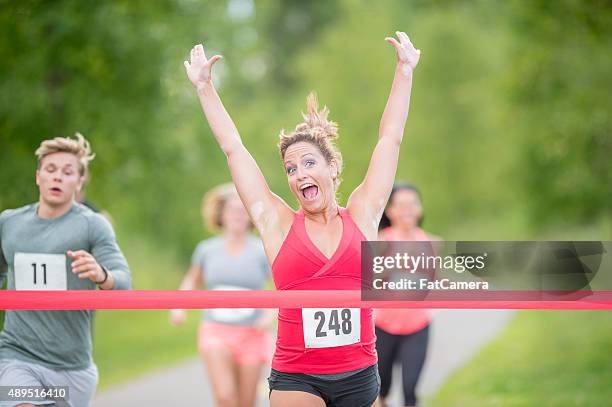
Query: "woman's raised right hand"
184 44 222 89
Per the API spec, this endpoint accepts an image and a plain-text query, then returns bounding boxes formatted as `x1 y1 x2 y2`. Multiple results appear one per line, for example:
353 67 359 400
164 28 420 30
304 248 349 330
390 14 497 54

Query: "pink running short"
198 322 273 365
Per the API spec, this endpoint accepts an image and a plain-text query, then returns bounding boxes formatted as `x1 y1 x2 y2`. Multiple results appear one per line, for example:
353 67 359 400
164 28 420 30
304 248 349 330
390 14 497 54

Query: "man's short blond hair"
35 133 95 176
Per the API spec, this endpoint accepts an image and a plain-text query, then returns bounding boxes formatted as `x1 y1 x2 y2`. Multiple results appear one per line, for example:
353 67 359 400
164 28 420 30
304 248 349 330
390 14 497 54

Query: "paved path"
94 309 515 407
386 309 515 406
93 358 269 407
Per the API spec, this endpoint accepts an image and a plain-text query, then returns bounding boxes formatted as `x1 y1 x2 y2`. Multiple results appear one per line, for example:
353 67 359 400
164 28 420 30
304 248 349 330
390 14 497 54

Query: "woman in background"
375 182 440 407
170 183 274 407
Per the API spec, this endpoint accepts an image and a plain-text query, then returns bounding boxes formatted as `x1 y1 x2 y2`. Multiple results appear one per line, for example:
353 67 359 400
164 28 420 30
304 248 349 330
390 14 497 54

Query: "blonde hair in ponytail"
278 92 343 188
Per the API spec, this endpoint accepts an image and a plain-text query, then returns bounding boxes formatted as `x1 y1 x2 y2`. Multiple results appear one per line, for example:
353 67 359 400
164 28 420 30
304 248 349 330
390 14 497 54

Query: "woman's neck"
390 224 420 240
223 229 247 243
222 230 247 257
304 202 340 225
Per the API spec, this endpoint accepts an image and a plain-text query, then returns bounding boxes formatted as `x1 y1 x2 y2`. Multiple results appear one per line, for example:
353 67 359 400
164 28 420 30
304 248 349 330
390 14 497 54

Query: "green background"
1 0 611 401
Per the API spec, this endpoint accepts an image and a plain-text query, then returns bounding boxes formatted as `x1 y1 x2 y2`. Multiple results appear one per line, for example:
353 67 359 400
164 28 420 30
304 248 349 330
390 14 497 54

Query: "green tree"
506 0 612 225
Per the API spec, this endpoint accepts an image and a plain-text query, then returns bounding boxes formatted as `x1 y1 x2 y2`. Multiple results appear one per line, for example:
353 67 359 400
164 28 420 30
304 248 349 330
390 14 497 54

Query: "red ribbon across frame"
1 290 612 310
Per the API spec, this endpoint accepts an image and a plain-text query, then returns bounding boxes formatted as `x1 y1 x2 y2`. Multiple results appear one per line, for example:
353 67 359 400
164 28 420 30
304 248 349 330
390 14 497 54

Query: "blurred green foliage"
1 0 610 265
506 0 612 223
1 0 611 388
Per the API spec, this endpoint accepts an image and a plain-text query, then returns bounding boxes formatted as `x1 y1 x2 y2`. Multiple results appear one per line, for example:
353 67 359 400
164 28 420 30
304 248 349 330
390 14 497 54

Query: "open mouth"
50 187 62 194
300 183 319 201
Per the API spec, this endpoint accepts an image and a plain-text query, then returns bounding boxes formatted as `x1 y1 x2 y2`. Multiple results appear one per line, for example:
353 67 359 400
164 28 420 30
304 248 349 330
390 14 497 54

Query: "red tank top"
271 207 377 373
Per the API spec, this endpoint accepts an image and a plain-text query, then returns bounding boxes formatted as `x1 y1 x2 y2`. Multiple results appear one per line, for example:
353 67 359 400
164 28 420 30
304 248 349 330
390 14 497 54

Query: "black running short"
268 364 380 407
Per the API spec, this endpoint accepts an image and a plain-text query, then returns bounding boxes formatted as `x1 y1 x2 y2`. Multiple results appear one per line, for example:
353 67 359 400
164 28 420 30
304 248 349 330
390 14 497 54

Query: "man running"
0 133 132 407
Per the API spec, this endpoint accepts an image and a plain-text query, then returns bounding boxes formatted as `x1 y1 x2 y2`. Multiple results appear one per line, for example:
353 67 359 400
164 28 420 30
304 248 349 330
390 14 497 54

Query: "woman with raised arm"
184 31 421 407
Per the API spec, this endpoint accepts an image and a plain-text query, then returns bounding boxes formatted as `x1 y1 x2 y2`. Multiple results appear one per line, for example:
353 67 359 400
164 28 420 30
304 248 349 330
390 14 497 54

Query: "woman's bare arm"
184 44 293 260
170 264 203 325
348 32 421 239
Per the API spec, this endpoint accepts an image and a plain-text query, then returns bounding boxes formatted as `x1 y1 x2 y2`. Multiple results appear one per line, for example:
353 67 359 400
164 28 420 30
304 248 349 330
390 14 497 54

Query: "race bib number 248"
302 308 360 348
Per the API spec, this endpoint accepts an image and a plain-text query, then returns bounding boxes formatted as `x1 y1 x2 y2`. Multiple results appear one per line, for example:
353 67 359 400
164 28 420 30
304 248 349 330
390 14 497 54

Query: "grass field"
428 219 612 406
429 310 612 406
92 233 277 388
93 235 201 388
94 309 200 388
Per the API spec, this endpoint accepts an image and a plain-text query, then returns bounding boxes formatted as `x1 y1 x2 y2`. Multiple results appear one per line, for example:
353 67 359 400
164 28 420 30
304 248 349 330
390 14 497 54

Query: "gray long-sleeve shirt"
0 202 131 370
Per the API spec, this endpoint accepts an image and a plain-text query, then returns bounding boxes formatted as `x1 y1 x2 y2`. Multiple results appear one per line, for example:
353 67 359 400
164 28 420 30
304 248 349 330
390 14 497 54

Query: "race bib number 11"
14 253 68 290
302 308 360 348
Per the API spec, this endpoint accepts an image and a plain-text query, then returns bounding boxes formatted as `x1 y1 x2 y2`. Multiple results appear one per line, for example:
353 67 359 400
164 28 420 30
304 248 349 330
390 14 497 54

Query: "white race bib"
14 253 68 290
209 285 255 323
302 308 360 348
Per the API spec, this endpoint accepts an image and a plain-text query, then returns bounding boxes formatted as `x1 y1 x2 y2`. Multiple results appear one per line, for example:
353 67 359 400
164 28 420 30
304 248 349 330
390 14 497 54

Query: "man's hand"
67 250 106 284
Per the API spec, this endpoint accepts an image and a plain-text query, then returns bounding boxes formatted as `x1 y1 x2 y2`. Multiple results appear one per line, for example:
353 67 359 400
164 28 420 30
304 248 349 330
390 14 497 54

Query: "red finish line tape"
1 290 612 310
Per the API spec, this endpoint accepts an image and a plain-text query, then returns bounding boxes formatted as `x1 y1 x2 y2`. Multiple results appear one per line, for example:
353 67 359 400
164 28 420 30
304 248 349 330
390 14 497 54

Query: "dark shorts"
268 364 380 407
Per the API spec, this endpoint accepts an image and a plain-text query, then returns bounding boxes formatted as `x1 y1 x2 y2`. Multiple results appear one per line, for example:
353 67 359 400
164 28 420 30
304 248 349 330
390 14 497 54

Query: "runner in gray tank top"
192 234 270 326
0 133 131 407
170 183 273 407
